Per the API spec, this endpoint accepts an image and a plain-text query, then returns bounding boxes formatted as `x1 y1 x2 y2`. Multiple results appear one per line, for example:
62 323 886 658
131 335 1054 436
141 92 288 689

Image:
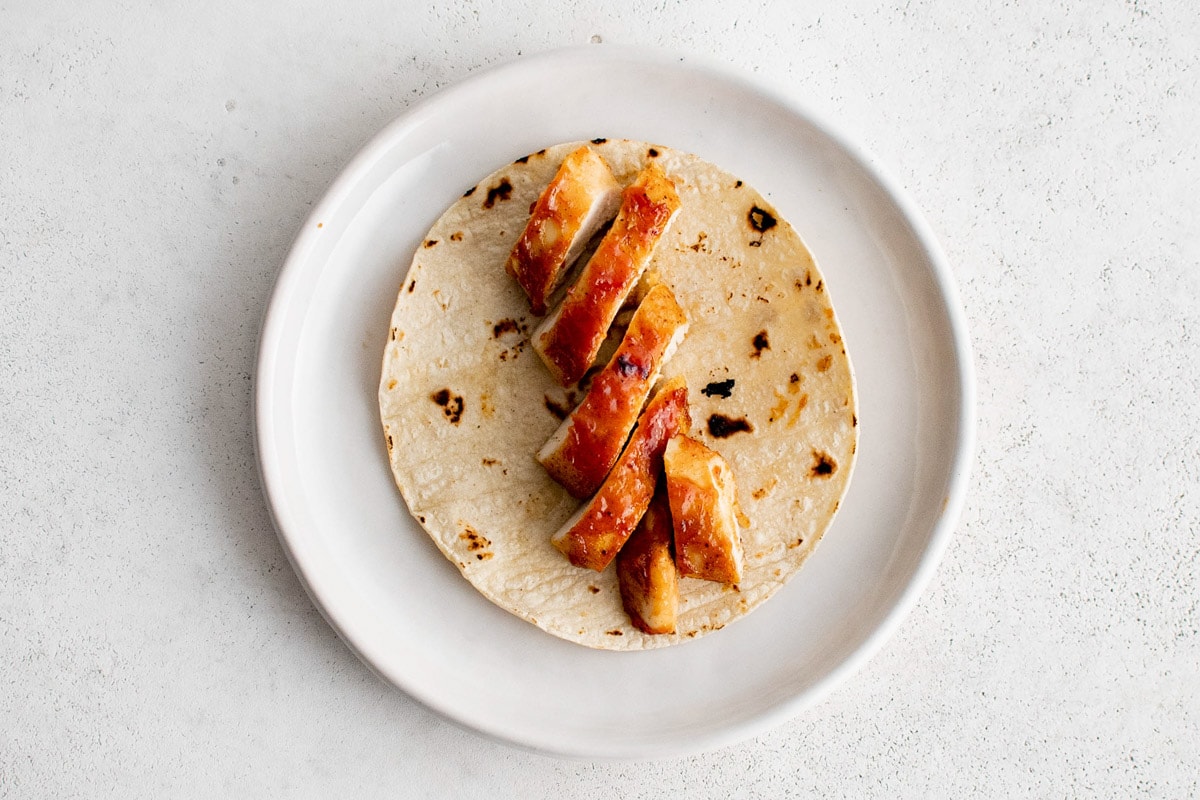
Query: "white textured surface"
2 0 1197 796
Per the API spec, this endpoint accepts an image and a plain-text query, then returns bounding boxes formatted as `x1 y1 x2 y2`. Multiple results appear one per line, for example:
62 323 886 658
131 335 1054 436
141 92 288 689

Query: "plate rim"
254 43 976 759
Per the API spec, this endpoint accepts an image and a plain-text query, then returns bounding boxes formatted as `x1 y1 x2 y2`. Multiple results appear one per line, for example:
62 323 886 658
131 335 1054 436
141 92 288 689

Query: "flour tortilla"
379 140 857 650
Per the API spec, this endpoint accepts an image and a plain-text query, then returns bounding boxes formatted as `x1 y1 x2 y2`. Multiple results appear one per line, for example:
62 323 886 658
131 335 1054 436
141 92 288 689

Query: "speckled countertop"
2 1 1197 796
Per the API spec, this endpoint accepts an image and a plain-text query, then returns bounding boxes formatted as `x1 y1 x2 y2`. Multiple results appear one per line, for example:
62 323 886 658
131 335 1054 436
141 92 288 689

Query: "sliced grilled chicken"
664 435 744 584
537 283 688 498
505 146 622 316
617 487 679 635
551 377 691 572
533 164 682 386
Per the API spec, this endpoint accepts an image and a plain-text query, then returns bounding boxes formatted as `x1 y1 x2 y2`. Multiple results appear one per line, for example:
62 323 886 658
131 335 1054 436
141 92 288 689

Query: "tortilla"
379 140 857 650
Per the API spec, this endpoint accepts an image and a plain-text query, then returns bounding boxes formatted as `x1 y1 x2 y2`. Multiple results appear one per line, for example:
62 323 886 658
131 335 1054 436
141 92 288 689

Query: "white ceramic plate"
255 45 974 759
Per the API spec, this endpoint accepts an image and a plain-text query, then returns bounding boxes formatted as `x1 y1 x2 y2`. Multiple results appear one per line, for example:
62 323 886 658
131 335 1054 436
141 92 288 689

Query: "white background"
3 0 1197 796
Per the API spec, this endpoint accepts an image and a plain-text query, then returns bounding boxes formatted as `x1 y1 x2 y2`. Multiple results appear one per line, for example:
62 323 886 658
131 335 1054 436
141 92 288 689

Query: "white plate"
255 45 974 759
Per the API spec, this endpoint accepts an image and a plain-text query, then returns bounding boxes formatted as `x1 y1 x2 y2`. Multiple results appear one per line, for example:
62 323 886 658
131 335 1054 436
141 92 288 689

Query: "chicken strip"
664 434 744 584
617 486 679 635
537 283 688 498
505 146 622 316
533 163 681 386
550 377 690 572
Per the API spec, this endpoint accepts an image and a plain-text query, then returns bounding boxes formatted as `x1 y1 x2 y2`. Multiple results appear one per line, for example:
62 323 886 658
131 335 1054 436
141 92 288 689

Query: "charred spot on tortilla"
588 585 600 594
789 373 800 384
751 330 770 358
483 178 513 209
462 185 476 198
431 389 464 424
811 451 837 477
701 379 735 399
482 458 498 466
647 147 659 158
734 180 743 188
423 239 438 248
815 279 824 292
407 279 416 293
591 137 608 144
748 205 777 234
450 231 463 241
514 154 531 164
492 318 524 338
707 414 753 438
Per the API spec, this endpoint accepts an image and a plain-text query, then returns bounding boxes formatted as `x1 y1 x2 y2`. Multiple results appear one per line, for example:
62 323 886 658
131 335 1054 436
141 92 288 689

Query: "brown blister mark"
773 568 782 577
817 354 833 372
788 537 805 549
749 240 762 248
317 222 323 229
788 373 802 392
708 414 753 438
385 433 393 453
687 631 698 638
462 185 476 198
588 585 600 594
480 394 495 418
748 205 777 233
482 178 513 209
647 147 659 158
482 457 498 466
815 279 824 292
450 231 463 242
751 478 777 501
689 231 709 253
829 331 842 344
734 180 743 188
701 379 735 399
417 515 426 524
459 525 492 553
386 378 397 390
389 327 399 341
852 414 858 427
431 389 464 424
514 153 530 164
823 308 834 321
432 289 448 311
769 390 790 424
751 330 770 358
591 137 608 145
787 394 808 428
755 295 770 304
807 334 823 350
529 201 536 214
423 239 438 248
407 279 416 293
476 552 493 561
811 451 837 478
606 629 623 636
